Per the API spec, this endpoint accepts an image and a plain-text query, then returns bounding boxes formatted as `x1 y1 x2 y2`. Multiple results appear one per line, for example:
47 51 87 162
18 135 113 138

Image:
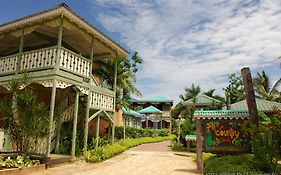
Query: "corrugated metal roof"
182 95 222 106
122 107 143 117
138 106 163 114
0 3 129 57
132 96 173 104
222 99 281 111
194 110 249 120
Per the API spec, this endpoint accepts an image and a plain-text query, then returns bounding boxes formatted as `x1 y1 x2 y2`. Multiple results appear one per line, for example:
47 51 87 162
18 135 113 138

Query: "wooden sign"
203 119 251 153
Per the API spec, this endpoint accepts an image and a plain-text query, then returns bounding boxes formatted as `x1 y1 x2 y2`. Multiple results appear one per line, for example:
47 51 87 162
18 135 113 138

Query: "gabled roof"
131 96 173 104
122 107 143 117
0 3 128 58
194 110 249 120
139 106 163 114
222 98 281 112
182 94 222 106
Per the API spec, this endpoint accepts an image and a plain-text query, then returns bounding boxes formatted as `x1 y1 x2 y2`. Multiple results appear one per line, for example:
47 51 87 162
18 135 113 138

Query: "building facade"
131 96 173 132
0 4 128 156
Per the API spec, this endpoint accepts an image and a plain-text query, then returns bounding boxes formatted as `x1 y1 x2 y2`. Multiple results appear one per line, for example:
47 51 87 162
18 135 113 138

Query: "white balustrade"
0 55 18 74
90 92 114 111
59 47 91 77
20 47 57 71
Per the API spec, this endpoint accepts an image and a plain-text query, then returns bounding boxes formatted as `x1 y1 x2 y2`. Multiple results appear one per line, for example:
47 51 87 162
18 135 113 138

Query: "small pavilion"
122 107 143 128
139 106 164 129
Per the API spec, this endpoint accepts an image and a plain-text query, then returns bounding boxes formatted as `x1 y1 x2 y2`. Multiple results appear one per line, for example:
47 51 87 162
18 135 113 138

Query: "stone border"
0 164 45 175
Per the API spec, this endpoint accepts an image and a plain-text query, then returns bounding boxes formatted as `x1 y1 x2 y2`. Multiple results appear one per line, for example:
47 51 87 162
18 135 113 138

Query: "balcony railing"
0 46 91 78
90 91 114 111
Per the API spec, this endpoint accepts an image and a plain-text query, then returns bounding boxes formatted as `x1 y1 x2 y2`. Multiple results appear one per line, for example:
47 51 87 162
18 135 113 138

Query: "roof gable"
223 98 281 111
138 106 163 114
0 3 128 58
182 94 222 106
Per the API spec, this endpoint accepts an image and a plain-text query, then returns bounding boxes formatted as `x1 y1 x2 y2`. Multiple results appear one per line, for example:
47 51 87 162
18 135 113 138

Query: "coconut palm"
203 89 225 104
179 84 201 102
95 56 142 108
254 71 281 102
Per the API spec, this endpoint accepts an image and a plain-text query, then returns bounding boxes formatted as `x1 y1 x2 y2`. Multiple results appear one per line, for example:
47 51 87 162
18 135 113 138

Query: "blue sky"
1 0 280 103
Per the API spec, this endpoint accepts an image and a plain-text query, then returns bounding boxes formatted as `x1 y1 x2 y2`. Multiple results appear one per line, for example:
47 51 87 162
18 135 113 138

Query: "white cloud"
88 0 281 103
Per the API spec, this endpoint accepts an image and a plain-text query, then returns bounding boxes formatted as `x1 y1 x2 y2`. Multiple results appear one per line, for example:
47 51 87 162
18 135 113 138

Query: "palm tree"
179 84 201 102
203 89 225 104
95 56 142 127
95 57 142 108
253 71 281 102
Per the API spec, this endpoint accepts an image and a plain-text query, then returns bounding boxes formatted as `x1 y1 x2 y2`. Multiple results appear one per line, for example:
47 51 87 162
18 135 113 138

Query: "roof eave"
0 3 129 57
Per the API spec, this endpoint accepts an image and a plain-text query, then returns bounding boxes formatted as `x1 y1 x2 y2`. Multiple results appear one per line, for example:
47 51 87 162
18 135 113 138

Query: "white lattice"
59 47 91 77
61 104 75 121
20 47 56 70
90 92 114 111
77 86 88 95
0 55 18 74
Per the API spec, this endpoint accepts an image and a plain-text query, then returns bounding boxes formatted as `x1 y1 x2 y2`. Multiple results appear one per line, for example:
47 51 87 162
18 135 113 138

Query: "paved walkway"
31 141 198 175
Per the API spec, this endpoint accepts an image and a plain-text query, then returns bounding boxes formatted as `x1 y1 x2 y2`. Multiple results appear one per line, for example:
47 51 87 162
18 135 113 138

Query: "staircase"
50 88 88 153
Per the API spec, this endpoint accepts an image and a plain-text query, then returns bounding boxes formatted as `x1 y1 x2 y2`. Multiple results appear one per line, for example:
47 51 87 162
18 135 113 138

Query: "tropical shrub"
85 135 174 163
0 156 40 169
243 112 281 172
171 140 185 151
0 74 49 153
114 126 169 139
204 155 262 173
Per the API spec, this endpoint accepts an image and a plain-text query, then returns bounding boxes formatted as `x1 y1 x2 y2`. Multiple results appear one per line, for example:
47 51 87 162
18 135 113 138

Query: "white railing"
59 47 91 77
20 46 57 71
0 55 18 74
162 111 170 117
90 91 114 111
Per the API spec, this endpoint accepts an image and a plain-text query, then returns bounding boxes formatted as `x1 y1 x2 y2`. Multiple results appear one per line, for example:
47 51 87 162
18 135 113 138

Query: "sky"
0 0 280 104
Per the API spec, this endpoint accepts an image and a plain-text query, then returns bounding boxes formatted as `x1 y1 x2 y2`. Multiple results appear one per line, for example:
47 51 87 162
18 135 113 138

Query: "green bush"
85 135 174 163
204 155 262 173
242 112 281 172
114 127 169 139
84 147 108 163
158 129 169 136
171 140 185 151
0 156 40 169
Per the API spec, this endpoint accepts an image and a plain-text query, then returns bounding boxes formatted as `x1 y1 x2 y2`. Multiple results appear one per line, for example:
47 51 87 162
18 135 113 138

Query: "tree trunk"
116 103 123 127
241 67 259 125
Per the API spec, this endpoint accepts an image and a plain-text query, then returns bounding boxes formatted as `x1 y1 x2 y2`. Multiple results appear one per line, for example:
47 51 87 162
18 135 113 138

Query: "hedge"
84 135 175 163
114 127 169 139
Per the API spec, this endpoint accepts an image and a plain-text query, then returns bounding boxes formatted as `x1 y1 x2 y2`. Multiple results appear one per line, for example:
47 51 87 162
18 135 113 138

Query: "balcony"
0 46 91 78
0 46 115 111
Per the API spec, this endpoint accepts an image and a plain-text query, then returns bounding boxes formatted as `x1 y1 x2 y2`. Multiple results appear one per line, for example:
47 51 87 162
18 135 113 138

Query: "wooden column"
55 100 63 153
113 53 118 142
196 119 203 174
71 91 79 157
123 116 126 140
83 92 91 153
16 30 24 73
55 15 64 71
95 116 100 148
112 120 115 144
89 37 95 78
146 117 148 128
241 67 259 124
169 108 172 133
47 79 57 157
